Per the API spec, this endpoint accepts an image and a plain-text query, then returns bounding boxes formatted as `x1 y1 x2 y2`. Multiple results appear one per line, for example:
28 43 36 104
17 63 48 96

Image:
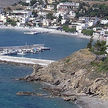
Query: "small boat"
24 31 40 35
17 52 25 56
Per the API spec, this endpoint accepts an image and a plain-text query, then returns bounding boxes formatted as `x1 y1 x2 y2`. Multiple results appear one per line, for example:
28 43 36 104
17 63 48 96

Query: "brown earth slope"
25 49 108 100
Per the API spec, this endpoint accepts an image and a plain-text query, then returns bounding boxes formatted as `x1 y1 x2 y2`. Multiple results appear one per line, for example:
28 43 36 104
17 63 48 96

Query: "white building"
57 2 79 14
46 5 54 10
23 0 32 3
76 23 88 33
0 14 6 25
61 19 66 25
68 11 76 18
10 10 32 26
42 19 50 27
100 19 108 25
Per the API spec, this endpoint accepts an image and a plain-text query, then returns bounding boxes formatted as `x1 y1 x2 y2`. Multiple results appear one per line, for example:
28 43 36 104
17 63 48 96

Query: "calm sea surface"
0 29 89 108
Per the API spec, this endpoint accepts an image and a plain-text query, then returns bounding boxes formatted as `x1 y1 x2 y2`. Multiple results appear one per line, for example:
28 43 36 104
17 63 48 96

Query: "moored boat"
24 31 40 35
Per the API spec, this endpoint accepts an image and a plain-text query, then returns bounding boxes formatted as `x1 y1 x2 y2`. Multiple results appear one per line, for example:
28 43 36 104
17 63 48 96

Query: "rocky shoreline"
16 49 108 108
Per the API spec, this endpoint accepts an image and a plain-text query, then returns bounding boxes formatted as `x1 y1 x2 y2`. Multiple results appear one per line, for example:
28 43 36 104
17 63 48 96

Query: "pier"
0 44 50 56
0 56 54 66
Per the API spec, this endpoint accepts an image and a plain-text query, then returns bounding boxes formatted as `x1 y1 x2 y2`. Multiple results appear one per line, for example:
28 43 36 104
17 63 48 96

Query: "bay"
0 29 89 108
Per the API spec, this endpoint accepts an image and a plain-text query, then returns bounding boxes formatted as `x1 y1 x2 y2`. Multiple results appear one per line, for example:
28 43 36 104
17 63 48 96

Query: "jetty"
0 44 50 56
0 56 54 66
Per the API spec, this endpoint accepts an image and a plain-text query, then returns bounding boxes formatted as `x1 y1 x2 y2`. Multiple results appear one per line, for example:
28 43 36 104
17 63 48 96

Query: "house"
0 14 6 25
11 10 32 18
100 19 108 25
9 10 32 26
42 19 51 27
68 11 76 18
38 11 48 17
46 5 54 10
47 0 55 4
57 2 79 14
79 17 89 23
61 19 66 24
22 0 32 3
76 23 88 33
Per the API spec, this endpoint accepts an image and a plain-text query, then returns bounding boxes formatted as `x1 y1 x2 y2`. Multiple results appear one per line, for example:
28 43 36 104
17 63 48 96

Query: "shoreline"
0 26 92 40
0 25 105 41
77 96 108 108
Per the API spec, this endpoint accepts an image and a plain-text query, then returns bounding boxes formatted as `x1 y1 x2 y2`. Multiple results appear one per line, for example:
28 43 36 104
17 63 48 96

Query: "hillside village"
0 0 108 40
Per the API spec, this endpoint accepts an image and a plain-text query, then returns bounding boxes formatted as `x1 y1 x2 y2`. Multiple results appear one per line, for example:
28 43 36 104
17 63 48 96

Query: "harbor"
0 44 50 56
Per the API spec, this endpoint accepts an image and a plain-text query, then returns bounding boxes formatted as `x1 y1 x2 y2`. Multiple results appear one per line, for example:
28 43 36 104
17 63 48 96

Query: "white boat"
24 31 39 35
17 52 25 56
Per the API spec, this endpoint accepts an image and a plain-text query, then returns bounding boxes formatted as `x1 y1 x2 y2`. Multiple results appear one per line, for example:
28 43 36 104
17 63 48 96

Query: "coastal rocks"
62 96 77 101
22 49 108 100
16 91 35 96
16 91 47 97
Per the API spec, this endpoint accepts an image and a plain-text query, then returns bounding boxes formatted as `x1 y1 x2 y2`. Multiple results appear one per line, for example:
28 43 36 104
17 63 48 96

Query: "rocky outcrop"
24 49 108 100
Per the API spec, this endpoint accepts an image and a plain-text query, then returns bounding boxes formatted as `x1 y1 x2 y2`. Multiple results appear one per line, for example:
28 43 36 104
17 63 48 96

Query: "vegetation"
76 3 108 18
87 35 93 49
6 18 17 26
92 40 108 55
62 25 76 33
30 0 36 6
19 1 29 6
58 15 62 22
32 11 38 17
98 56 108 73
82 29 94 36
46 13 55 20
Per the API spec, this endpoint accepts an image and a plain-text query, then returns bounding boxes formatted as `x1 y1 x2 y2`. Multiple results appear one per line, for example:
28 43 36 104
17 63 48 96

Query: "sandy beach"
77 96 108 108
0 26 92 39
1 25 105 40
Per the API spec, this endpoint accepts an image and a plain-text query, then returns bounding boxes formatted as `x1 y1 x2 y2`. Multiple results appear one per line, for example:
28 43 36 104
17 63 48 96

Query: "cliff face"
25 49 108 99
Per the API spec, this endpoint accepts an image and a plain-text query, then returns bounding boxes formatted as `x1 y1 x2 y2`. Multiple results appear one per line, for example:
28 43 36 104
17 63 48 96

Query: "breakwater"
0 56 54 66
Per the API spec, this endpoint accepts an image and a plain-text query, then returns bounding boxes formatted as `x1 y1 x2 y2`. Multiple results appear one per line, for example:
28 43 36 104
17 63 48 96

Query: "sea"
0 29 89 108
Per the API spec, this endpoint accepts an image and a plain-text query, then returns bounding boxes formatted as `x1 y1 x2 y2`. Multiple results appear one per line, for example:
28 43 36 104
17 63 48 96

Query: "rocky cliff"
24 49 108 100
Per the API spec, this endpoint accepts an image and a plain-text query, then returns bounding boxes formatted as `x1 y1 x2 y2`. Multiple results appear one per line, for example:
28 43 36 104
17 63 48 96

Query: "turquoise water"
0 29 89 108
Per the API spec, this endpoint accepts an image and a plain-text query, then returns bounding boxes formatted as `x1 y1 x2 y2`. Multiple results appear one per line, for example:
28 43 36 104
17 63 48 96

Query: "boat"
24 31 40 35
17 52 25 56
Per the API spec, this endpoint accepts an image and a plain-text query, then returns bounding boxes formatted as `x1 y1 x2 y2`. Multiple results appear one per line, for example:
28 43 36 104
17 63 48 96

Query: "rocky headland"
19 49 108 107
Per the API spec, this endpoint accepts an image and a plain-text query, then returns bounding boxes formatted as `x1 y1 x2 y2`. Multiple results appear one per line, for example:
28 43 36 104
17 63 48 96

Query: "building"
0 14 6 25
57 2 79 14
46 5 54 10
47 0 55 4
100 19 108 25
21 0 32 3
42 19 50 27
76 23 88 33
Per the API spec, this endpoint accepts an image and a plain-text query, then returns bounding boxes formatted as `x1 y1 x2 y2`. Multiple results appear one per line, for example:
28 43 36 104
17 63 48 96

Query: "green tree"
30 0 36 6
46 13 55 20
6 18 16 26
82 29 94 36
93 40 108 55
87 35 93 49
62 25 76 33
32 11 38 17
58 15 62 22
